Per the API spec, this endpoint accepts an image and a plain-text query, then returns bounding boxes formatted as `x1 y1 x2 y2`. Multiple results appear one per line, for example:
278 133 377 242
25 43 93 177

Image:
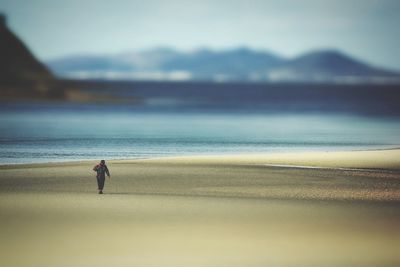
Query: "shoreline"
1 147 400 170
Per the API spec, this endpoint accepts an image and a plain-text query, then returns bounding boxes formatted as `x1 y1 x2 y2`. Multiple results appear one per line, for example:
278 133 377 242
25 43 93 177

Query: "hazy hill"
0 14 58 98
47 47 400 83
267 50 398 83
159 48 283 81
48 47 285 82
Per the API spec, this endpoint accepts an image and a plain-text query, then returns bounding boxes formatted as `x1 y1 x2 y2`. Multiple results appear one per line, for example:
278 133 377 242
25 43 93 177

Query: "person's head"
100 160 105 165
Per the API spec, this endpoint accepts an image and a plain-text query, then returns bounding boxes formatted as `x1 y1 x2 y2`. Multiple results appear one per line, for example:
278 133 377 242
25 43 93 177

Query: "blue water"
1 108 400 164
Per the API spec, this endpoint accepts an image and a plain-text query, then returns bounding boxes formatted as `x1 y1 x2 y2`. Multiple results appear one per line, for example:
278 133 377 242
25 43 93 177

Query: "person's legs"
97 175 105 194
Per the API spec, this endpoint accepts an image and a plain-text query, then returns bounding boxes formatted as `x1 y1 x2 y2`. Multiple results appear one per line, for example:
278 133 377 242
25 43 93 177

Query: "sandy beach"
1 149 400 267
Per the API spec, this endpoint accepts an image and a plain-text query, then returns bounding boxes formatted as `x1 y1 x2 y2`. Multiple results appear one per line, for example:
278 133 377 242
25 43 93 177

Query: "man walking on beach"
93 160 110 194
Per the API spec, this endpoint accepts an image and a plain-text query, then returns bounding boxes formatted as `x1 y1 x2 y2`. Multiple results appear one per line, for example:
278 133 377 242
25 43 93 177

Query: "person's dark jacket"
93 163 110 179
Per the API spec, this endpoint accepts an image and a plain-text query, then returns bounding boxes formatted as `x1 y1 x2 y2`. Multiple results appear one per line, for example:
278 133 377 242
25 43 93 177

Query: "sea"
1 81 400 164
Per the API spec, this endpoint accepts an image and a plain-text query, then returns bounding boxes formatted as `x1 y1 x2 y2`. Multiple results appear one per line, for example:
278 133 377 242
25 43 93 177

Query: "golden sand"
134 148 400 169
1 149 399 267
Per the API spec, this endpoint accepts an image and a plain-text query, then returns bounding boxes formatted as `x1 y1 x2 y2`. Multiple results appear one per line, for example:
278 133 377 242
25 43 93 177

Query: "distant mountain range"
47 47 400 83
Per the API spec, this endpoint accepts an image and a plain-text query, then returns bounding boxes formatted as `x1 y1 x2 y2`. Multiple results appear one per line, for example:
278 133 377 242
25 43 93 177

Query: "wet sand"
1 149 400 267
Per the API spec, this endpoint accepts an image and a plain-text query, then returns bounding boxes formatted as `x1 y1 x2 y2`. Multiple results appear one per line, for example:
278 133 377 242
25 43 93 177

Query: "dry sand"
1 149 400 267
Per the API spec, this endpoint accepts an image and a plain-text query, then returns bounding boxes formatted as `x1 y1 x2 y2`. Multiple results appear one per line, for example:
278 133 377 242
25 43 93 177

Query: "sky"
1 0 400 70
